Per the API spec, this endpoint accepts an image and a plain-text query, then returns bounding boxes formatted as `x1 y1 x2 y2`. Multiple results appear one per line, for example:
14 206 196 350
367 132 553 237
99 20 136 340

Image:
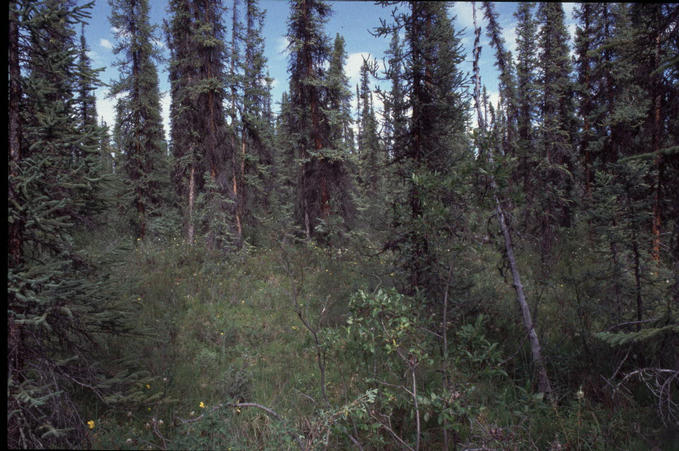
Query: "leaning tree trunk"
472 2 553 396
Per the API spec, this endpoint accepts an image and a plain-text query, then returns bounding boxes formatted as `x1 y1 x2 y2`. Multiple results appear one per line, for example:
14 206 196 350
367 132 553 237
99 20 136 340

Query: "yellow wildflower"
146 384 151 389
199 401 206 409
87 420 95 430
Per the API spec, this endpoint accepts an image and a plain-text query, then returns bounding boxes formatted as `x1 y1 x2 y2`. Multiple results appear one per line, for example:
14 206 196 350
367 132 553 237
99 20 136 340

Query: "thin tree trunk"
652 32 662 262
9 0 23 267
188 165 195 244
408 362 421 451
8 0 25 384
610 240 623 322
231 0 243 243
632 232 643 332
441 263 453 450
472 2 553 397
624 185 644 331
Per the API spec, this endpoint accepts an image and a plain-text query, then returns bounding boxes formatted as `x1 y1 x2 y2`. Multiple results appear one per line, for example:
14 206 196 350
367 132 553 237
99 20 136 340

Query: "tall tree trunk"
231 0 243 243
8 0 25 384
652 32 662 262
9 0 23 267
188 165 195 243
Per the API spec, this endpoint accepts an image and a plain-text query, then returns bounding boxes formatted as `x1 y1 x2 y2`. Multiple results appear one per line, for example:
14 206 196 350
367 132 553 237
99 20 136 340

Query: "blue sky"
81 1 579 139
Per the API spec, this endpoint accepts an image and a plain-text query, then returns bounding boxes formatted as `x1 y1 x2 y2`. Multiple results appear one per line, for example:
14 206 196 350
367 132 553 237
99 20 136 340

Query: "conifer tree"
109 0 168 239
99 118 116 173
377 1 468 295
241 0 275 241
274 90 299 221
195 0 235 249
8 1 130 446
482 2 518 157
286 0 354 238
228 0 245 243
471 1 553 399
514 2 538 200
8 0 23 270
326 34 355 153
536 2 577 254
357 58 381 195
76 25 103 152
574 3 608 198
381 29 408 166
628 3 679 263
166 0 236 248
166 0 197 241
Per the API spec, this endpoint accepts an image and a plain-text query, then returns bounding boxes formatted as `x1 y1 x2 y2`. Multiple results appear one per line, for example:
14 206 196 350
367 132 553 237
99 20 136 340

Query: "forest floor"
82 235 678 450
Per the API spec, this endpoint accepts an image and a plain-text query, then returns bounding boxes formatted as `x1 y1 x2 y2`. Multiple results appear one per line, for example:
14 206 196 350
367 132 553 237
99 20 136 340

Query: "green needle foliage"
8 1 679 448
109 0 170 240
8 1 134 447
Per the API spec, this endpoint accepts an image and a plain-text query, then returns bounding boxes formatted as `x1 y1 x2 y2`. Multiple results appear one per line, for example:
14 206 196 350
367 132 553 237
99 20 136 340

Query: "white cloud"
567 23 577 42
448 2 477 34
502 24 517 61
469 89 500 130
153 38 166 50
95 90 171 143
96 90 120 129
345 52 372 88
111 26 131 41
99 38 113 50
487 90 501 109
276 36 290 58
562 3 578 21
160 91 170 142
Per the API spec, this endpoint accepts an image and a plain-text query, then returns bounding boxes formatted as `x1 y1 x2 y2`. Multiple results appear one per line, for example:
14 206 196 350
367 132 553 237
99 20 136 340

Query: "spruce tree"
536 2 577 255
166 0 236 248
273 89 299 226
8 1 130 446
382 29 408 165
482 1 518 157
357 58 382 196
629 3 679 263
377 1 468 295
228 0 245 243
574 3 608 198
194 0 235 249
241 0 275 242
286 0 354 239
325 34 355 153
109 0 168 239
514 2 538 203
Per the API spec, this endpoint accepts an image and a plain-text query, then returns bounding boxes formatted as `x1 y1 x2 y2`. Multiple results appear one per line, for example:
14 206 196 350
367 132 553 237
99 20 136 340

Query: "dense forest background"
7 0 679 449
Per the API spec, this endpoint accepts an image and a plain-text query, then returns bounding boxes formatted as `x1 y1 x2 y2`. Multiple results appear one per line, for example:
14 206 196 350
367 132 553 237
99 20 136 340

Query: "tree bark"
472 2 553 397
652 32 662 262
9 0 23 267
188 165 195 244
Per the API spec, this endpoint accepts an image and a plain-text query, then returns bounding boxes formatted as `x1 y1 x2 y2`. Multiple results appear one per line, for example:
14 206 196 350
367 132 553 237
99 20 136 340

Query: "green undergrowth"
80 235 677 450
